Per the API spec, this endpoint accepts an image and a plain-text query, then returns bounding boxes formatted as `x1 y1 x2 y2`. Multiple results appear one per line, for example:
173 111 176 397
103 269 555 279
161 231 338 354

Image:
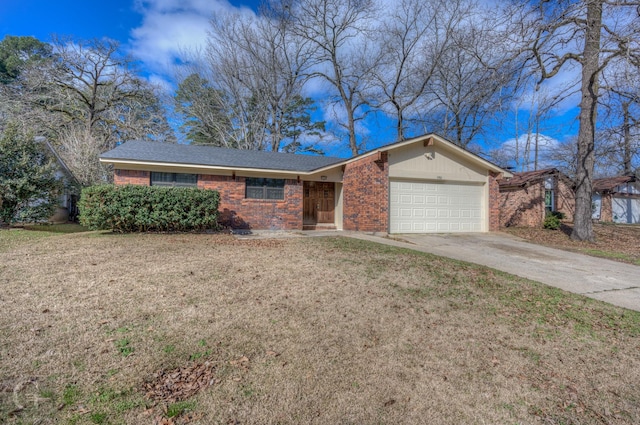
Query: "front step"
303 224 337 231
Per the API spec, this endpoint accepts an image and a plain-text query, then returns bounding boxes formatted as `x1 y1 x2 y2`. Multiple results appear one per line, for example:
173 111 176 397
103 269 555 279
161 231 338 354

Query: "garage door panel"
390 180 484 233
612 197 640 224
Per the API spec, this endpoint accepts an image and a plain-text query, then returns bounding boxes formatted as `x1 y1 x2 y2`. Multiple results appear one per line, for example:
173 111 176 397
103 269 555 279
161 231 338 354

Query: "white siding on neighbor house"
389 180 484 233
614 183 640 195
612 197 640 224
592 193 602 220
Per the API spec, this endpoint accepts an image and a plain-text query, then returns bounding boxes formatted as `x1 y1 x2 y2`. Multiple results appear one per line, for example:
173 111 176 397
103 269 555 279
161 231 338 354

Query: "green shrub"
78 184 220 232
549 210 565 220
543 212 562 230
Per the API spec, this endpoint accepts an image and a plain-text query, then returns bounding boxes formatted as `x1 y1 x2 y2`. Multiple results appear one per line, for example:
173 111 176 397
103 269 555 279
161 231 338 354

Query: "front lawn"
1 232 639 424
504 223 640 265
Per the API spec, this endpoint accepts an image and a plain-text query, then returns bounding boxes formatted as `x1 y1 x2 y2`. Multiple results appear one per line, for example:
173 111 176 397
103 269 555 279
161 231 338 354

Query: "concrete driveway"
340 231 640 312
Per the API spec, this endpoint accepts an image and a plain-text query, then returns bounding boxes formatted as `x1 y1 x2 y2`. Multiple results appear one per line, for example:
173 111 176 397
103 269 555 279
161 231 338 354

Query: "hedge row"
79 184 220 232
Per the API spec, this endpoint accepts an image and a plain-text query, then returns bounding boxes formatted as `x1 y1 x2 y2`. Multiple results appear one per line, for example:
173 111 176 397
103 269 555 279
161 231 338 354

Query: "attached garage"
593 176 640 224
375 136 506 234
389 180 483 233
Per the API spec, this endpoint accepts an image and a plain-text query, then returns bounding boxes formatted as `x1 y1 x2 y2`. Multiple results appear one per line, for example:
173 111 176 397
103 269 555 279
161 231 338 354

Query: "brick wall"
113 170 303 230
556 178 575 222
599 194 613 222
342 153 389 232
197 175 303 230
499 177 575 227
488 172 501 231
499 182 546 227
114 169 150 185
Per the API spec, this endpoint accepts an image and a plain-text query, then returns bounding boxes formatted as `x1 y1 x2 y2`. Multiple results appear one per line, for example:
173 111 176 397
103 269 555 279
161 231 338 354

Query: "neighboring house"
99 134 512 233
39 138 80 223
498 168 575 228
592 175 640 224
0 138 79 226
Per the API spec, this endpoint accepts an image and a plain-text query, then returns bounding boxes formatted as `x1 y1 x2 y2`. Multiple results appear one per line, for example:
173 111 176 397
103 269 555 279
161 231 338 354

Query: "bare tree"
3 37 175 185
418 9 523 148
57 126 112 187
178 9 324 152
508 84 573 172
285 0 378 155
367 0 469 141
529 0 640 241
599 62 640 174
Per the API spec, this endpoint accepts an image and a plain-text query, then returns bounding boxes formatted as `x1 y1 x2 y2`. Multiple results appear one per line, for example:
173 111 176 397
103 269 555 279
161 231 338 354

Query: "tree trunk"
347 106 358 155
571 0 602 242
622 101 632 175
396 103 404 142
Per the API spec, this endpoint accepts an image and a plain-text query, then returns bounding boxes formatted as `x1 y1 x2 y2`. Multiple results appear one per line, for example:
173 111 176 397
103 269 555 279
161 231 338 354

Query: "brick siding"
555 178 575 222
598 194 613 222
342 153 389 232
114 169 150 186
488 172 501 231
499 177 575 227
113 170 302 230
198 175 303 230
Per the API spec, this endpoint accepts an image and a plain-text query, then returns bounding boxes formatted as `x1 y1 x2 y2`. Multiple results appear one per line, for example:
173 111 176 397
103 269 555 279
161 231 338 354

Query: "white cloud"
497 133 564 171
129 0 255 79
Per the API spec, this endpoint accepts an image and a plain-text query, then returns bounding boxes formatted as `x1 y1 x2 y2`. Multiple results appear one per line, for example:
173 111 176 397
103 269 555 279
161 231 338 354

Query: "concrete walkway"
302 230 640 312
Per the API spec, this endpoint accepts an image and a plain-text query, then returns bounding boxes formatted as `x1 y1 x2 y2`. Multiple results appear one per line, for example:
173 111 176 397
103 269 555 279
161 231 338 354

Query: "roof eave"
99 157 343 176
342 134 512 178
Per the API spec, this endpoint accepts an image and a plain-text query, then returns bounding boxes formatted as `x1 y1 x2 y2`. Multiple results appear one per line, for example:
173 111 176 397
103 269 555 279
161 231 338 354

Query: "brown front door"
303 181 335 224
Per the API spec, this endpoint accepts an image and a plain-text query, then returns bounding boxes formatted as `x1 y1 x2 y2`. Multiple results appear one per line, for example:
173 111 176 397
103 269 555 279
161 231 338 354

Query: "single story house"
99 134 512 233
592 175 640 224
498 168 575 227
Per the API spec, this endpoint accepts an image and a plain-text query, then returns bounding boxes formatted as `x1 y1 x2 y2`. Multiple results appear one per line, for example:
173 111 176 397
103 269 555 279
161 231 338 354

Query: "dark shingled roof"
498 168 559 188
100 140 346 172
593 175 636 192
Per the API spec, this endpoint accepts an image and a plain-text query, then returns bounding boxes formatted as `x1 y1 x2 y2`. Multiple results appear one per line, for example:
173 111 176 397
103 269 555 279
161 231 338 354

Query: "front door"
303 181 335 224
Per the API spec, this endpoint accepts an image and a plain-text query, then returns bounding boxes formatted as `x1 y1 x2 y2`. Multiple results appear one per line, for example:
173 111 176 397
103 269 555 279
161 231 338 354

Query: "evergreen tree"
0 124 61 225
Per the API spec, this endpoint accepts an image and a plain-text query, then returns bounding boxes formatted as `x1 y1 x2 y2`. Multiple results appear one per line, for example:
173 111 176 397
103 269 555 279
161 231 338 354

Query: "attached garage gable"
390 180 483 233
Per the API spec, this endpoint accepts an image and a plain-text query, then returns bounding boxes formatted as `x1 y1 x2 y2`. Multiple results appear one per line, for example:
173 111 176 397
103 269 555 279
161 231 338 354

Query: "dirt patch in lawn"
1 232 639 424
504 223 640 265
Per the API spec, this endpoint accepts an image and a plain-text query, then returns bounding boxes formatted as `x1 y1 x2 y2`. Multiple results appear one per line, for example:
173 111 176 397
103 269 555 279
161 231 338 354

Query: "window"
150 172 197 187
544 177 555 212
245 178 285 200
544 189 554 212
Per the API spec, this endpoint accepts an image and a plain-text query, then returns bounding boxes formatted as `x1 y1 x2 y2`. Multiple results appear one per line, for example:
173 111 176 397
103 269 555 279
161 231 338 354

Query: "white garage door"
612 197 640 224
390 180 484 233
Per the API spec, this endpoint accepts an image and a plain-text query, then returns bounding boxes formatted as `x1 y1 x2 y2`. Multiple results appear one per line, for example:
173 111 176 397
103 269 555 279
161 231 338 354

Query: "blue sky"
1 0 144 42
0 0 582 164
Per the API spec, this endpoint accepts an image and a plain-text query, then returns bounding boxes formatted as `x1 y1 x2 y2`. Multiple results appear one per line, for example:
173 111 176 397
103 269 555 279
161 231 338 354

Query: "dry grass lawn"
1 230 639 424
